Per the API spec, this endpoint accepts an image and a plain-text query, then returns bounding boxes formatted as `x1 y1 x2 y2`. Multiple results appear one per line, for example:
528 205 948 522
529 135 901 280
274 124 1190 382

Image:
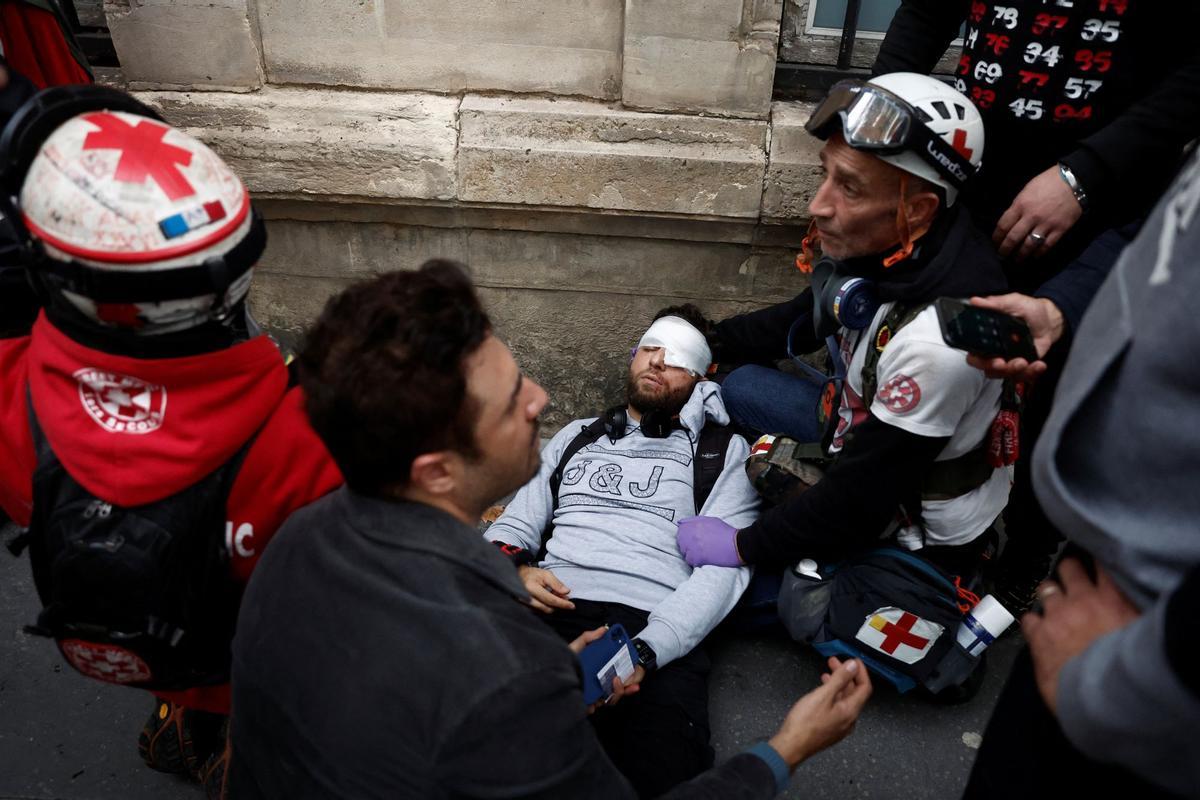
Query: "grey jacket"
486 381 759 667
1033 151 1200 796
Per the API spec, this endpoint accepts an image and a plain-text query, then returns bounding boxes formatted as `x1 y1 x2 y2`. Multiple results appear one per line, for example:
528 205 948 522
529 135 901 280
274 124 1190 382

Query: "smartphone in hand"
935 297 1038 361
578 624 637 706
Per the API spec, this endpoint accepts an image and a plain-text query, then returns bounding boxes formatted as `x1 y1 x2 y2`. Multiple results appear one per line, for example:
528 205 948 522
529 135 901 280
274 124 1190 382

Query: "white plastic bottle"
955 594 1016 656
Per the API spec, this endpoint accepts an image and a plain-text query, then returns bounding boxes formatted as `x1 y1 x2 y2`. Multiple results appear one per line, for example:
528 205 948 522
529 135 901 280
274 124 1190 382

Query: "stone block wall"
256 0 624 98
108 0 827 426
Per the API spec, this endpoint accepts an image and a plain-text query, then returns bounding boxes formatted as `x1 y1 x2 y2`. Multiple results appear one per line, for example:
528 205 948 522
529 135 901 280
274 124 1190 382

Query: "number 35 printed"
1080 18 1121 42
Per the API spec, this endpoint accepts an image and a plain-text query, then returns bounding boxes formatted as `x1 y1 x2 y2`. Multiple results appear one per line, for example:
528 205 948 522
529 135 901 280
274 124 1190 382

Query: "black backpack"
540 406 735 558
22 405 251 691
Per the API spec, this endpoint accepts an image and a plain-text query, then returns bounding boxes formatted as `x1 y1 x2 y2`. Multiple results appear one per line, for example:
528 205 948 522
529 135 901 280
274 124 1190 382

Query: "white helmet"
0 86 265 334
866 73 984 206
806 73 984 207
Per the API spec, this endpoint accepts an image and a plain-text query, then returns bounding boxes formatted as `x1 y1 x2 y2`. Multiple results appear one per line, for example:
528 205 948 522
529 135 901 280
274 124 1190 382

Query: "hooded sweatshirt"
0 313 342 712
1031 151 1200 795
485 381 759 668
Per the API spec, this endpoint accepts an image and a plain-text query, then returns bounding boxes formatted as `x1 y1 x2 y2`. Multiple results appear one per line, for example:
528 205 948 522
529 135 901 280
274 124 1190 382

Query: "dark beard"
625 372 692 418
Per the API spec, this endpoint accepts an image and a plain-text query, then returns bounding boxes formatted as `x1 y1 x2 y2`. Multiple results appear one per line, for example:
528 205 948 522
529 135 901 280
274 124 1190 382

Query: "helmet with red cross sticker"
0 85 265 333
866 73 984 207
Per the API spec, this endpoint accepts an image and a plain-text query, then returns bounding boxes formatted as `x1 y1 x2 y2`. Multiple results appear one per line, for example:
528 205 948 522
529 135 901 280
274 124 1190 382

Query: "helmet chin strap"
883 174 931 268
795 219 821 274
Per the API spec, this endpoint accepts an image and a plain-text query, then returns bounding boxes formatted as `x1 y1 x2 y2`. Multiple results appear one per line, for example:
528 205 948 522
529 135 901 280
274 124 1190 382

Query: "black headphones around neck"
601 405 679 443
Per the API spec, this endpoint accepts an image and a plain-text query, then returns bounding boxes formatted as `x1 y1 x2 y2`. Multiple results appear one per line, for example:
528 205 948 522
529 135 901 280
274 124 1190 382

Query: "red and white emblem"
19 109 248 264
855 607 943 664
60 639 152 684
751 434 776 456
877 374 921 414
74 368 167 434
81 113 196 201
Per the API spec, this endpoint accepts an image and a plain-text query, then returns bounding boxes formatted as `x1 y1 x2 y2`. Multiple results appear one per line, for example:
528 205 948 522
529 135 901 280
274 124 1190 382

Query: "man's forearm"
658 751 781 800
712 291 814 365
638 565 752 667
737 418 948 566
1062 60 1200 218
1035 224 1133 337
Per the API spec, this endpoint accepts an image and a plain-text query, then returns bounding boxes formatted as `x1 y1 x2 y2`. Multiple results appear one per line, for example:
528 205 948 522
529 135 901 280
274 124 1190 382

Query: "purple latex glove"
676 516 743 567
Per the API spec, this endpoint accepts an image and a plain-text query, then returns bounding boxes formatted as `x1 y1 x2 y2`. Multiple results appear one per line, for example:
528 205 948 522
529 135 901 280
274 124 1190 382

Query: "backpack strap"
692 423 735 514
860 301 931 409
548 411 616 511
539 408 619 559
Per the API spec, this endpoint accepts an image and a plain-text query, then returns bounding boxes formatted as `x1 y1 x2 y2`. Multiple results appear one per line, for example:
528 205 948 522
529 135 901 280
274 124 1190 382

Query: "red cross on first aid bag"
855 607 944 664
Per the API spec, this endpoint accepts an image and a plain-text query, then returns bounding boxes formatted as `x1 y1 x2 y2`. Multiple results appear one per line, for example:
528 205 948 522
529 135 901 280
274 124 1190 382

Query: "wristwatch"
1058 162 1089 212
631 638 657 674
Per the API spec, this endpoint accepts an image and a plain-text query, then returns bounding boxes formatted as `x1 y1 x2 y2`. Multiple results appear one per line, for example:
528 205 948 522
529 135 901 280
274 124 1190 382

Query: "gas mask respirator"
809 256 880 339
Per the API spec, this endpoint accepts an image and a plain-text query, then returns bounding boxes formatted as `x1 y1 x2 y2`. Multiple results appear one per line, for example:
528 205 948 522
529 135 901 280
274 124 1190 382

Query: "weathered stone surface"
622 0 783 118
458 96 768 218
137 87 459 202
255 0 622 99
762 101 821 223
259 198 803 248
104 0 263 91
256 214 799 299
251 212 804 425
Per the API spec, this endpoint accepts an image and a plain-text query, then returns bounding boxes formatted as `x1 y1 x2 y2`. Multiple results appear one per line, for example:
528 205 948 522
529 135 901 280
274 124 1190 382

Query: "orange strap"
882 175 932 269
954 575 982 614
795 220 820 274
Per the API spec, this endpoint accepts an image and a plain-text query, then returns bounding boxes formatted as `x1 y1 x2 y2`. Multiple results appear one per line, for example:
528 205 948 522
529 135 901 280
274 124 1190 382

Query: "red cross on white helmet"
5 85 264 333
22 108 249 266
866 72 985 207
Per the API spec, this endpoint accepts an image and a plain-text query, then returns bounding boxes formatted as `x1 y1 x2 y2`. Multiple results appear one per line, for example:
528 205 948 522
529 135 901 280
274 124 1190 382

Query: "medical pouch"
779 548 972 692
745 434 829 507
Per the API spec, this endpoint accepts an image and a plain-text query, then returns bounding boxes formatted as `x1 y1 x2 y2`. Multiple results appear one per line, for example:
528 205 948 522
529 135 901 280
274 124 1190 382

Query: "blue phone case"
578 624 637 706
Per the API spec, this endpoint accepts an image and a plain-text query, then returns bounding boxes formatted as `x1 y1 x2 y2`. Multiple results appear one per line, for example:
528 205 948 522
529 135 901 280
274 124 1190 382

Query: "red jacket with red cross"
0 315 343 713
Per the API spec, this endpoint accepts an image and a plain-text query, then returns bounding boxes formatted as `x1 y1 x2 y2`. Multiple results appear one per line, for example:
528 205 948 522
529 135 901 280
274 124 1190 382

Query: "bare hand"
964 293 1065 380
519 566 575 614
768 657 872 770
993 165 1084 262
588 665 646 715
567 628 645 713
1022 558 1140 715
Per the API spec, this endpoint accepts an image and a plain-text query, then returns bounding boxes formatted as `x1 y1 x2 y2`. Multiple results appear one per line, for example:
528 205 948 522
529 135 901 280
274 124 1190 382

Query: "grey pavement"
1 520 1019 800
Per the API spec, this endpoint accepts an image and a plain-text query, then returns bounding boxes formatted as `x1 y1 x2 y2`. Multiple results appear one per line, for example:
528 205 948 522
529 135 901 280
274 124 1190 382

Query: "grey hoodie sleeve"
1056 597 1200 797
636 434 759 667
484 424 587 553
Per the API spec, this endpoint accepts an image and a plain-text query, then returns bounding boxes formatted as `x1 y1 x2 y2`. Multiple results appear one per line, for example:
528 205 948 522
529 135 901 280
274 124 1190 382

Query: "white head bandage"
637 316 712 377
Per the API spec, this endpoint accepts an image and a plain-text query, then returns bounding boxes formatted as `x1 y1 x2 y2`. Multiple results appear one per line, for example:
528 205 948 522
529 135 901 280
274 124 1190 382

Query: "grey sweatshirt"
485 381 759 668
1033 151 1200 796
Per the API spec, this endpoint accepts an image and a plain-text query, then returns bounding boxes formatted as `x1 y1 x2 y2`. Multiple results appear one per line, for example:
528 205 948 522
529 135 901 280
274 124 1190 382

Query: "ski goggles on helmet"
805 80 977 190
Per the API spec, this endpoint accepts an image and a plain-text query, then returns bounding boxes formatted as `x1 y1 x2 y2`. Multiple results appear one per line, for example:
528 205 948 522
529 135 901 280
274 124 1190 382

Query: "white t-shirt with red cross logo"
829 302 1011 548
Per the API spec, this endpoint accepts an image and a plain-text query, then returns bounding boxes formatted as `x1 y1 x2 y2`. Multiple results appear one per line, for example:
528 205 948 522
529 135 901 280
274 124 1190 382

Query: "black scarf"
835 203 1009 304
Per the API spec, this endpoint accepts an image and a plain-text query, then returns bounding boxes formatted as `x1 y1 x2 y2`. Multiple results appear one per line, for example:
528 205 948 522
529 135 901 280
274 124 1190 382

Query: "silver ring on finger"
1036 584 1060 601
1028 231 1047 244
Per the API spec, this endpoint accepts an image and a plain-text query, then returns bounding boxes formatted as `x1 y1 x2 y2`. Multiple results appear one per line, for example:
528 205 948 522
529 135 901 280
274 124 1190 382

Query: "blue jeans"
720 364 824 443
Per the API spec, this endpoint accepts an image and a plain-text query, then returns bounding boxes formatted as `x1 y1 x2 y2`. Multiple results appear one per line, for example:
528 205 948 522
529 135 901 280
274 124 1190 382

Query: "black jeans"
544 599 715 800
963 649 1180 799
